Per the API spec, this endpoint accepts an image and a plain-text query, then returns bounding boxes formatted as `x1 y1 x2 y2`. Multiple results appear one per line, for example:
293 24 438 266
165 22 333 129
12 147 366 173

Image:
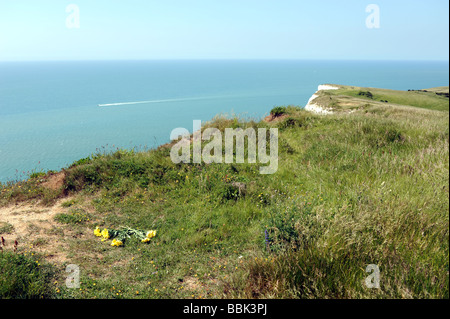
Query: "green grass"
54 208 92 225
0 85 448 299
317 85 449 112
424 86 449 94
0 174 63 206
0 251 57 299
0 222 14 235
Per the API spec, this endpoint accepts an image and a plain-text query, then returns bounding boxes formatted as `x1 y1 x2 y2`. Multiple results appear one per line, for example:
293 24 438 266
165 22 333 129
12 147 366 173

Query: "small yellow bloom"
141 237 151 243
111 239 123 247
146 230 157 239
94 227 102 237
101 229 110 239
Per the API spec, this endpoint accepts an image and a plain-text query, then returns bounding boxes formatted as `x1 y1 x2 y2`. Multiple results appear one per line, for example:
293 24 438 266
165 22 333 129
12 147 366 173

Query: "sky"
0 0 448 61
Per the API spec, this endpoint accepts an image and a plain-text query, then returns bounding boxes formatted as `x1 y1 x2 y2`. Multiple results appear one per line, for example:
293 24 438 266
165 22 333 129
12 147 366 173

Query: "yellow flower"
101 229 110 239
94 227 102 237
146 230 157 239
141 237 151 243
111 239 123 247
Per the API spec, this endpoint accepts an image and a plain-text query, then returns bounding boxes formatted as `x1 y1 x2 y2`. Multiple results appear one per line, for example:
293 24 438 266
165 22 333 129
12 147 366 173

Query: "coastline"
0 83 448 299
304 84 339 114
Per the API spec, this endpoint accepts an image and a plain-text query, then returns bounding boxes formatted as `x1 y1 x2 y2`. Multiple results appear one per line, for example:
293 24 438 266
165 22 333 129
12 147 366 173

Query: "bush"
277 118 299 129
358 91 373 99
69 156 92 168
64 164 103 192
270 106 287 117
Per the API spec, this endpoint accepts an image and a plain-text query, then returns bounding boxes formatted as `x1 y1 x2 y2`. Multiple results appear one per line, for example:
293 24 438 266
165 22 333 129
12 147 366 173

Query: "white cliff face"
317 85 339 91
304 84 339 114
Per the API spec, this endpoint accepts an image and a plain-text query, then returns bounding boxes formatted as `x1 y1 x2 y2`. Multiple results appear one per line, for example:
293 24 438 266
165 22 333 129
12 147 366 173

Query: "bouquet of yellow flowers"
94 226 157 247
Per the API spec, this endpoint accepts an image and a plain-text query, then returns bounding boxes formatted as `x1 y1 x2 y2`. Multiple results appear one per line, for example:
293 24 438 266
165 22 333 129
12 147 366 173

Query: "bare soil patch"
263 113 289 123
41 171 66 191
0 197 73 263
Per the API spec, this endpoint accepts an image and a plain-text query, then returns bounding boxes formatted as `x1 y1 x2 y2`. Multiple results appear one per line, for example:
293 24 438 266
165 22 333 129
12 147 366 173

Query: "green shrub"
358 91 374 99
69 156 92 168
29 171 46 179
270 106 287 117
277 118 299 129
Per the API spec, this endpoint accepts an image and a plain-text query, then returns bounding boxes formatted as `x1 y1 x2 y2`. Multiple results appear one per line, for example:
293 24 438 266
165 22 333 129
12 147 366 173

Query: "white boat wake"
98 96 212 107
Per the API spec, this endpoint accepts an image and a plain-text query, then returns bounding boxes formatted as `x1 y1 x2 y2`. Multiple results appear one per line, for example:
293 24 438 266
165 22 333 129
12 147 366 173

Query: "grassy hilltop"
0 85 448 299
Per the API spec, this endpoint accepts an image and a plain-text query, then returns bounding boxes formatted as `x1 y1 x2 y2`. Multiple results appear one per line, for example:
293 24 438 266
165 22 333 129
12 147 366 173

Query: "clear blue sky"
0 0 448 61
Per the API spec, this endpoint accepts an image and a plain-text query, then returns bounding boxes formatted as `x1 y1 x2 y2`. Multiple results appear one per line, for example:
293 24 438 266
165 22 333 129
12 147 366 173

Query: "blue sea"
0 60 448 183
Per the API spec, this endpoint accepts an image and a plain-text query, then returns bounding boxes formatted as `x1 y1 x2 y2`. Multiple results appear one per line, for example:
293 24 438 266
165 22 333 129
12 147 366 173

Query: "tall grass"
0 251 57 299
0 89 448 299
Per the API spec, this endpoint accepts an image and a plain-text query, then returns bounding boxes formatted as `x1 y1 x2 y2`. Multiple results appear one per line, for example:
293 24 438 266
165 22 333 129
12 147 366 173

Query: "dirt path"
0 198 71 263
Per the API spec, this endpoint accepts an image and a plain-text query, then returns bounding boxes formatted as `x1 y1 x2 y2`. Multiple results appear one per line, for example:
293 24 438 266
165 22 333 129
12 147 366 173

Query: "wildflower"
111 239 123 247
94 227 102 237
141 237 151 243
146 230 157 239
101 229 110 239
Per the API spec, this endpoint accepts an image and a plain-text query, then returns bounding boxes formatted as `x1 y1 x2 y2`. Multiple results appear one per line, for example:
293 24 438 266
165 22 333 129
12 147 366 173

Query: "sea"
0 60 448 183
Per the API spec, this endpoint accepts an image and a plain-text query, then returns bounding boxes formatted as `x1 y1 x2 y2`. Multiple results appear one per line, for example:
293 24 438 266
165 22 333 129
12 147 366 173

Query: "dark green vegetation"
0 85 448 299
0 251 56 298
270 106 288 117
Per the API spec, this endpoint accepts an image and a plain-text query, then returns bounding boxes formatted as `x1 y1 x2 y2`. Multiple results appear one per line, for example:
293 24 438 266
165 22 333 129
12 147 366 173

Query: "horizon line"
0 58 449 63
